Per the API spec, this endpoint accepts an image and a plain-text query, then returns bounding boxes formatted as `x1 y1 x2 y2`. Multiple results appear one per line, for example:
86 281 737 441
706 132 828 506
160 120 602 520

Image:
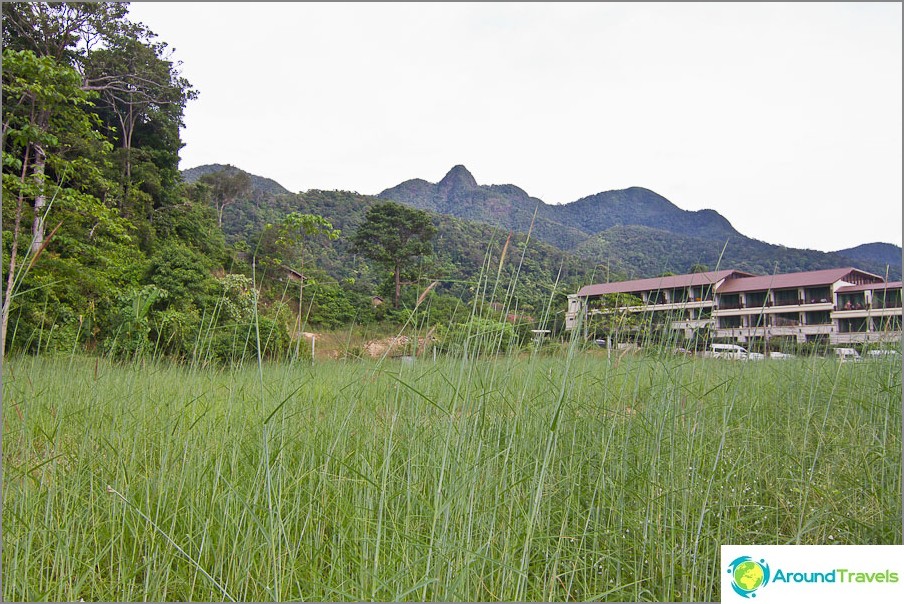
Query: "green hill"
191 168 594 317
188 163 901 287
571 225 875 279
833 243 902 279
377 165 901 280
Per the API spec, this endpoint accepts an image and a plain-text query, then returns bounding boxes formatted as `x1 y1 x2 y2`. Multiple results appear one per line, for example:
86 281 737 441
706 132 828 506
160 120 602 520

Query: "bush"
104 285 167 360
436 317 520 357
204 315 291 364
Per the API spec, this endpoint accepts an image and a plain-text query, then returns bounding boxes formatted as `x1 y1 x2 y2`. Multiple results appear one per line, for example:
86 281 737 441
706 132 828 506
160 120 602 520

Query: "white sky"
126 2 902 253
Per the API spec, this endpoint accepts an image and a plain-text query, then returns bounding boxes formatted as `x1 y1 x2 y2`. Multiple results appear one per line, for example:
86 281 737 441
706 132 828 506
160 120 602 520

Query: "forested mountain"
570 225 870 279
833 243 903 279
378 165 902 280
204 181 595 320
182 163 291 196
379 165 590 249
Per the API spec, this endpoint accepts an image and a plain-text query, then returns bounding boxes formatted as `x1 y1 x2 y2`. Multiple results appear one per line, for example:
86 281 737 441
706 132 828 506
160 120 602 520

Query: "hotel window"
719 316 742 328
804 287 831 304
837 293 866 310
719 294 741 309
746 313 769 328
773 289 799 306
873 315 902 332
873 289 902 309
773 312 800 327
804 311 831 325
745 291 768 308
839 317 868 333
647 290 666 305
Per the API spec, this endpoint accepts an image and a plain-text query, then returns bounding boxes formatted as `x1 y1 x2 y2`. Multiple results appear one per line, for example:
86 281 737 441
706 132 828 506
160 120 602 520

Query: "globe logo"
727 556 771 598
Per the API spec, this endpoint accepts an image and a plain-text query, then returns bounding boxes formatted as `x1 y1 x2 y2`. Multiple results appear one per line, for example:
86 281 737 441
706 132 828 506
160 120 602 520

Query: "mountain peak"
438 165 478 190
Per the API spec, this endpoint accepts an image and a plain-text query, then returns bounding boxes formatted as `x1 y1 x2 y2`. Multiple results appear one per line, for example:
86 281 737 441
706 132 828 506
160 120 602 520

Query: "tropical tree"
1 2 206 358
272 212 339 338
1 48 126 355
82 31 197 214
350 202 437 308
198 168 251 228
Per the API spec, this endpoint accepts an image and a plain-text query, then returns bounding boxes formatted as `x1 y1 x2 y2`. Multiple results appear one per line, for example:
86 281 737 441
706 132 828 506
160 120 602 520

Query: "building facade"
566 267 903 346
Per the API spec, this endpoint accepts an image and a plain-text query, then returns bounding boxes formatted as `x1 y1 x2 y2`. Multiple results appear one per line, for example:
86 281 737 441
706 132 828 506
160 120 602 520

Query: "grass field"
2 348 901 601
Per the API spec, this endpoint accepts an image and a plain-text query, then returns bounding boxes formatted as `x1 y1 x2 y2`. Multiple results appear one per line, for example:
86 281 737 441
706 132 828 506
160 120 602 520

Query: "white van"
834 347 861 363
704 343 750 360
866 349 900 360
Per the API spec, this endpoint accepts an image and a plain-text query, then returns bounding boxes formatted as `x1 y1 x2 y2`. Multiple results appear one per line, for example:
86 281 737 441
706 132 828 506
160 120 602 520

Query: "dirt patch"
362 335 434 359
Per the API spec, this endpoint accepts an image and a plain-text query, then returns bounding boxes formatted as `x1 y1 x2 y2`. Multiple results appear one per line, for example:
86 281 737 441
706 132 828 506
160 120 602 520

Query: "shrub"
436 316 520 357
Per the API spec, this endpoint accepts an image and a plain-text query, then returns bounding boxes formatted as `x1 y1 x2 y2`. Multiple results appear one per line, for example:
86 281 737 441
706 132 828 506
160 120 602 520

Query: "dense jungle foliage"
1 3 597 362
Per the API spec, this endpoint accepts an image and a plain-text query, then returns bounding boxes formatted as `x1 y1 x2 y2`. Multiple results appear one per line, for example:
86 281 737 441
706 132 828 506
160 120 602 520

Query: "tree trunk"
30 142 47 254
122 111 134 211
1 147 31 358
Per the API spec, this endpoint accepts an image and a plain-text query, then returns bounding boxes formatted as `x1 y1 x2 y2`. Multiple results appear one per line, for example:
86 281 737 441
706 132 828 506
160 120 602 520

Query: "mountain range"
378 165 901 280
183 163 902 282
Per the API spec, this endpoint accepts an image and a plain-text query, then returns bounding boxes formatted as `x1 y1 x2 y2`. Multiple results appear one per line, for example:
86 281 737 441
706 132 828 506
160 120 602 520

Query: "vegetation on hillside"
0 3 591 360
570 225 877 279
378 166 902 280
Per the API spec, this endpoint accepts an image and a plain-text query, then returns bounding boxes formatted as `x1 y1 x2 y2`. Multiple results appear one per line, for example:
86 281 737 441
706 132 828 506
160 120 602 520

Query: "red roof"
836 281 902 293
715 267 884 294
576 270 753 298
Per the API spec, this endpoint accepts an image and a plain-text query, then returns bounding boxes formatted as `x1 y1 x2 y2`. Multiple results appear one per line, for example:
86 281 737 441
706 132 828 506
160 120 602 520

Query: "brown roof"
836 281 902 293
715 267 884 294
576 270 753 298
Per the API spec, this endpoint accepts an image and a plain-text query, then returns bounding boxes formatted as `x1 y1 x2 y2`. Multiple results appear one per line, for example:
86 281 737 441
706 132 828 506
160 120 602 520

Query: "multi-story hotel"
566 267 902 346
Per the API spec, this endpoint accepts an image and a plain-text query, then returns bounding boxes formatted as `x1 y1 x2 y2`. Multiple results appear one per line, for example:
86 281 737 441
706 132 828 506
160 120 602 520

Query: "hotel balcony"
831 330 903 345
714 324 835 343
714 301 834 315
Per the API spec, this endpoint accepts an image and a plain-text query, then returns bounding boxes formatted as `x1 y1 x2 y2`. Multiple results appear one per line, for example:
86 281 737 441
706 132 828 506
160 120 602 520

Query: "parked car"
768 351 795 360
703 343 762 360
866 349 901 359
834 347 862 363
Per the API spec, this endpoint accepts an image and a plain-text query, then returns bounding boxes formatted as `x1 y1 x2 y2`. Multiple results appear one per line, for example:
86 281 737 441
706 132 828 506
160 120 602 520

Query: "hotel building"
566 267 902 346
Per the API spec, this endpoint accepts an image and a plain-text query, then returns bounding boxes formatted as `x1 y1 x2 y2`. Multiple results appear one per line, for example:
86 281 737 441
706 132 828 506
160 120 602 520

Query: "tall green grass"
3 226 901 601
3 350 900 601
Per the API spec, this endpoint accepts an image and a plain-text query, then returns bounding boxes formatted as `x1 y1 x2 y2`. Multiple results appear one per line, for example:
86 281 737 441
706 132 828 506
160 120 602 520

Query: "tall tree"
2 2 133 250
2 2 195 245
350 202 437 308
1 2 135 62
2 3 203 358
199 169 251 228
82 32 196 211
2 48 134 356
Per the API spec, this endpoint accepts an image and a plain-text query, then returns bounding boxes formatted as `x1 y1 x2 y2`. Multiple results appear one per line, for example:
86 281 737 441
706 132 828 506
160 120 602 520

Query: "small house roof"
715 267 884 294
282 266 306 281
576 269 752 298
836 281 902 293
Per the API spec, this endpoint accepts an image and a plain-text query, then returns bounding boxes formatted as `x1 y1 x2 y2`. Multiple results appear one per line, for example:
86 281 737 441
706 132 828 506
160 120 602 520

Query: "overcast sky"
126 2 902 253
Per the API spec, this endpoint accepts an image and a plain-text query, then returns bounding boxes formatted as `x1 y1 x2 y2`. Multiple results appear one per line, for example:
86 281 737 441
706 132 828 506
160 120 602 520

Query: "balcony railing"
874 300 903 309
